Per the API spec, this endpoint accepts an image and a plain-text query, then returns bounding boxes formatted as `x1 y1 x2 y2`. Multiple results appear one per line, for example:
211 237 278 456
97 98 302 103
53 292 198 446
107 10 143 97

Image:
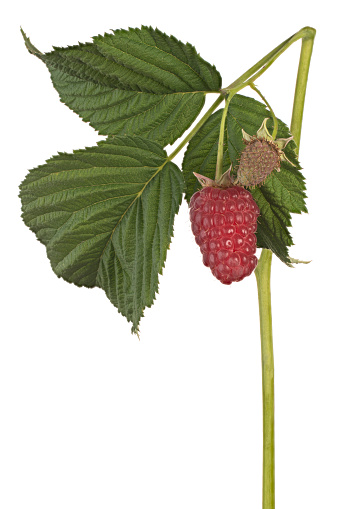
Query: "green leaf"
182 109 231 202
48 67 206 145
182 93 307 265
22 27 221 147
93 27 221 93
227 94 307 265
20 136 184 333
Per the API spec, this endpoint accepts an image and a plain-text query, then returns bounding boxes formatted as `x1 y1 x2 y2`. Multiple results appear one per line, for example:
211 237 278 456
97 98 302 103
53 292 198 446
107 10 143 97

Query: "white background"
1 1 338 508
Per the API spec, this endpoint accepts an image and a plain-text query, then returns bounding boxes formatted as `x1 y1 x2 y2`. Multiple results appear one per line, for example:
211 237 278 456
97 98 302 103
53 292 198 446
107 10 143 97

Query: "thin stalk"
290 33 316 153
223 36 294 92
167 94 224 162
222 27 316 95
167 27 315 166
254 27 316 509
215 92 235 180
249 83 278 140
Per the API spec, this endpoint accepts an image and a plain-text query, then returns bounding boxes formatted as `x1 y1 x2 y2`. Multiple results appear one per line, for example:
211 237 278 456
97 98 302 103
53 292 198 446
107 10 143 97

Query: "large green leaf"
20 136 184 332
183 94 307 265
22 27 221 147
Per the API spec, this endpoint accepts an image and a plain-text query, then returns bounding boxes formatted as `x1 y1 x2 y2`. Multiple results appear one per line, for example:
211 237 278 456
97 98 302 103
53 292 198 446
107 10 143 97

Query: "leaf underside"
20 136 184 332
22 27 221 147
183 94 307 265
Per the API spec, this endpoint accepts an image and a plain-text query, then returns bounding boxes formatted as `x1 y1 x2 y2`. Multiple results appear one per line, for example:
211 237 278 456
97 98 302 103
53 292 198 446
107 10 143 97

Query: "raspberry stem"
290 33 316 153
255 249 275 509
248 83 278 140
254 28 315 509
215 92 235 181
221 27 316 96
165 28 315 177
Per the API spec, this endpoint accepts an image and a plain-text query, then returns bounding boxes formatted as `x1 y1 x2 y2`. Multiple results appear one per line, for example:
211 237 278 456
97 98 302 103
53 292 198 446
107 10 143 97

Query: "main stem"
255 249 274 508
166 29 314 509
254 29 315 509
290 32 315 153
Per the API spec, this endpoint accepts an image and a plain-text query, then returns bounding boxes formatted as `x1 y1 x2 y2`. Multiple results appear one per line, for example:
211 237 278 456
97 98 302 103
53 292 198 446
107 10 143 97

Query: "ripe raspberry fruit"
189 185 260 285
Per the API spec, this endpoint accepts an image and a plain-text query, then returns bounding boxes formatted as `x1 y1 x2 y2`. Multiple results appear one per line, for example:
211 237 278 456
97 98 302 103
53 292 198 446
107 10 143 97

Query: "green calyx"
193 165 234 189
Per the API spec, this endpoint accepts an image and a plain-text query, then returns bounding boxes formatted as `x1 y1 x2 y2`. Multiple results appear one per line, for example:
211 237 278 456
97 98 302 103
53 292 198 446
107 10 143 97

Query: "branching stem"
221 26 316 96
167 27 315 173
164 26 316 509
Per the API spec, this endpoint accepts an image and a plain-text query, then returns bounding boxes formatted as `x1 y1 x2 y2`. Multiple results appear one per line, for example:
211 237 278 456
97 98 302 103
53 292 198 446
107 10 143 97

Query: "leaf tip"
21 28 43 57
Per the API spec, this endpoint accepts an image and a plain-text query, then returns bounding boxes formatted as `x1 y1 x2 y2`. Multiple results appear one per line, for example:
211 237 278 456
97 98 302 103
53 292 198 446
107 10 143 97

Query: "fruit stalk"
215 92 235 180
254 28 315 509
248 83 278 140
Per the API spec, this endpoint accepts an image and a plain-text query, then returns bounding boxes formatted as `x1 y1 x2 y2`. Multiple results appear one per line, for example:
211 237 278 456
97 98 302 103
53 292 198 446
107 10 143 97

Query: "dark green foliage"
21 28 308 330
21 27 221 147
20 137 184 332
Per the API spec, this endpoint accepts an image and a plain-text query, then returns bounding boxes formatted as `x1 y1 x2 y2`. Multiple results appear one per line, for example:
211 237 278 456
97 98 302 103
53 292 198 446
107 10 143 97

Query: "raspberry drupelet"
189 185 260 285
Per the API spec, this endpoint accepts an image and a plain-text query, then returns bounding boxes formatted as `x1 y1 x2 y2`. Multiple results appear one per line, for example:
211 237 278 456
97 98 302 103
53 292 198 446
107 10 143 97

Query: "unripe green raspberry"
236 118 294 187
237 138 281 187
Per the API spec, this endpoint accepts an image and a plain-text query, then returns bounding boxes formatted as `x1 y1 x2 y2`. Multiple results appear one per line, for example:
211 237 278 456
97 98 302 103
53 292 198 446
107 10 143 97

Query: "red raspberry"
189 186 260 285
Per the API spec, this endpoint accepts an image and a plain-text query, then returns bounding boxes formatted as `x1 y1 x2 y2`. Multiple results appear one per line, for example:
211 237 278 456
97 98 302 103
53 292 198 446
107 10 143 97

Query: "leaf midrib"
97 35 212 92
54 67 214 96
96 159 168 280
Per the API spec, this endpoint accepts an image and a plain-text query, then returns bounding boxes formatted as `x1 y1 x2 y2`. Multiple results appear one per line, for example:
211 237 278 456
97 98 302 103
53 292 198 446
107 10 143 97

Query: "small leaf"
20 136 184 332
22 27 221 147
182 109 231 201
